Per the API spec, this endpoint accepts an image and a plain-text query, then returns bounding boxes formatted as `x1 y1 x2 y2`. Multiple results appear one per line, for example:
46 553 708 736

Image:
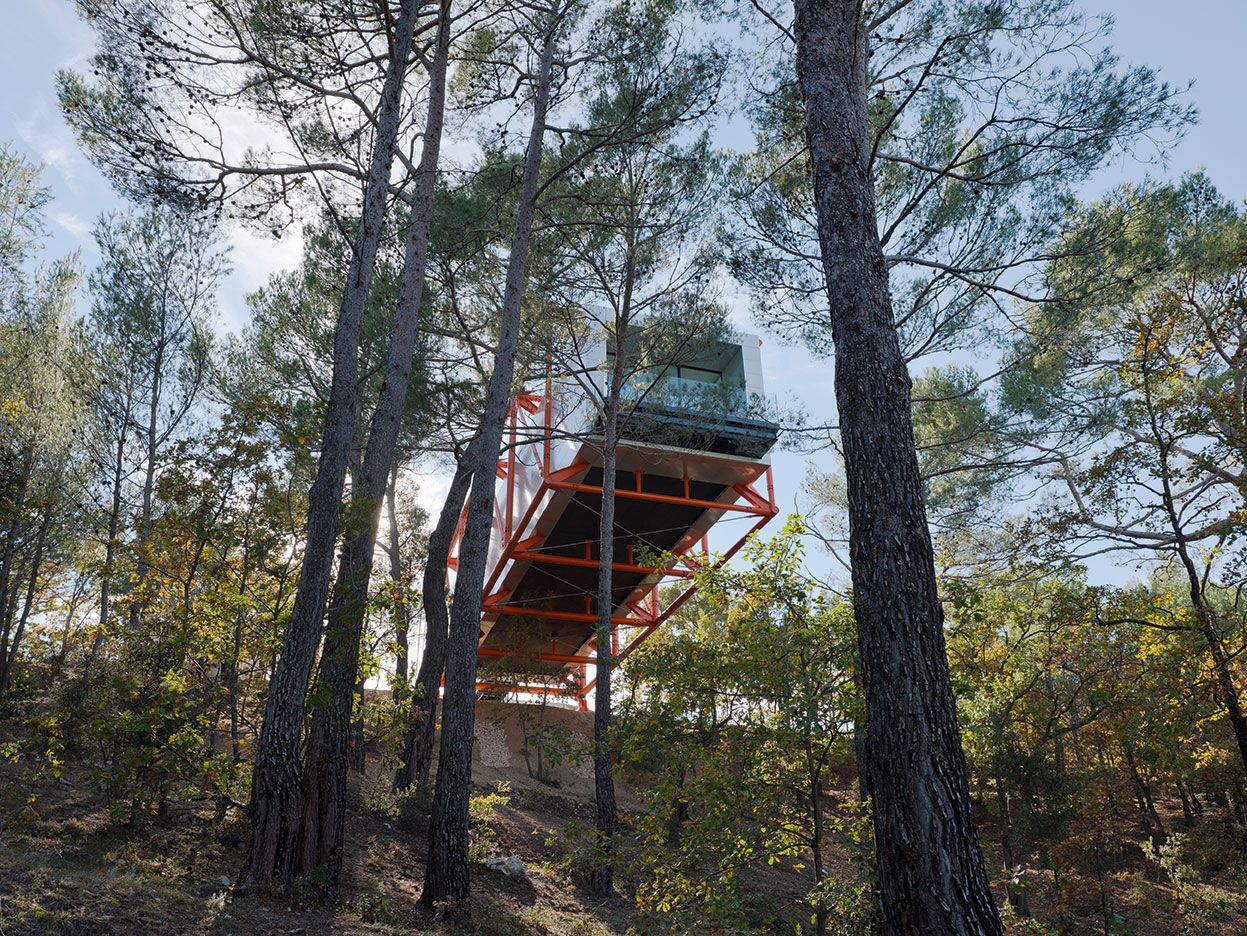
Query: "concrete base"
470 699 638 806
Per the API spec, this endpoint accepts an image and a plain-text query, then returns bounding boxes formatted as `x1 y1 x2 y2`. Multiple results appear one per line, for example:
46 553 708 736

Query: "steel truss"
450 386 779 707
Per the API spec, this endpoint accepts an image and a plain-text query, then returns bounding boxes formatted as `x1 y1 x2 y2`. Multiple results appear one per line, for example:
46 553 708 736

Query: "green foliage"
233 212 436 457
1005 175 1247 569
63 400 302 824
4 5 1246 932
1143 834 1245 936
346 885 406 926
620 518 872 932
730 0 1192 366
517 704 580 787
469 782 513 864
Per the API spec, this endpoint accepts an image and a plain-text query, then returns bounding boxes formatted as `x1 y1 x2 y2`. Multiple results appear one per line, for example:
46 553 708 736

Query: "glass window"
676 365 721 383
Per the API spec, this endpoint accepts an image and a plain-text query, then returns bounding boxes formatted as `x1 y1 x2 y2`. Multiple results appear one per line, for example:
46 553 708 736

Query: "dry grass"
1 754 1245 935
0 760 637 936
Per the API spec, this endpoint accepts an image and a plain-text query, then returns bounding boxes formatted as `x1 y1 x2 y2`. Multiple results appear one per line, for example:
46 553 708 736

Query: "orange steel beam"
511 549 693 579
526 507 775 673
733 480 776 514
618 510 774 659
479 478 548 605
478 647 597 665
578 506 777 697
547 459 590 482
625 598 656 622
480 602 644 627
481 457 752 631
476 680 574 696
483 586 512 606
504 401 517 541
545 478 769 514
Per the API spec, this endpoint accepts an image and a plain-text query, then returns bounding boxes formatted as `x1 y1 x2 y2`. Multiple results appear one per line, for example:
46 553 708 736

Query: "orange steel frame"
453 385 779 706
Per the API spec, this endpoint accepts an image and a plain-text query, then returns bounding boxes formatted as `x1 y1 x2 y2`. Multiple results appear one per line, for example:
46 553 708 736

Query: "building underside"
449 337 780 706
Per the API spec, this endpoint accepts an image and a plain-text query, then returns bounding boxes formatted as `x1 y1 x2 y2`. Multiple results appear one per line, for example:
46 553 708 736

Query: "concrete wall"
469 700 639 806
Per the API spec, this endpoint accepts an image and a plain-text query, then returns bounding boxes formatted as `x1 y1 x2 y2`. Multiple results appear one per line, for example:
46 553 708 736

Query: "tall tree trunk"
53 577 87 681
589 338 626 896
0 510 51 693
0 567 20 659
994 777 1030 917
127 331 165 633
791 2 1002 932
1163 470 1247 778
809 751 829 936
291 1 452 892
1184 780 1203 816
90 429 127 673
66 429 126 750
0 558 20 676
1123 747 1166 842
420 15 557 915
388 458 409 701
228 616 244 763
1138 376 1247 777
0 451 32 636
395 460 472 790
237 0 422 893
1177 779 1195 824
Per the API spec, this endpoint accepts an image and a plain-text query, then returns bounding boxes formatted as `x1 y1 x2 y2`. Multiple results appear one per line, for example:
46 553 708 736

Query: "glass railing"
609 372 772 424
588 369 777 455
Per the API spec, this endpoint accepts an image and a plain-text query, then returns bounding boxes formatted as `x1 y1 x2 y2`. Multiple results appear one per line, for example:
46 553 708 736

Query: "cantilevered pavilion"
449 334 780 707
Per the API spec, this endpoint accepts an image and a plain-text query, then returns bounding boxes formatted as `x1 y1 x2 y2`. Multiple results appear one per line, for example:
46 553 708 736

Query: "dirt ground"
0 712 1245 935
0 757 646 936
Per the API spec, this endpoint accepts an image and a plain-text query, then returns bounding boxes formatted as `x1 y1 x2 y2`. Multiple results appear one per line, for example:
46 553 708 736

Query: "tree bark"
237 0 422 893
388 458 409 701
994 777 1030 917
589 335 626 896
1124 747 1166 842
1183 780 1203 816
66 429 126 749
0 449 33 644
92 429 127 668
1166 482 1247 778
791 2 1002 932
1176 779 1194 824
53 577 87 681
127 319 165 633
420 14 557 915
396 460 472 790
0 510 50 693
1136 355 1247 778
809 750 828 936
291 0 453 893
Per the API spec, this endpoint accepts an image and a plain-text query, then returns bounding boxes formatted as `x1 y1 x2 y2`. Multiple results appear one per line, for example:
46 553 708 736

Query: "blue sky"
4 0 1245 581
7 0 1243 311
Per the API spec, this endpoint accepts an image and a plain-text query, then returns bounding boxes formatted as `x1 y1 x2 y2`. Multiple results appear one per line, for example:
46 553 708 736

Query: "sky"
3 0 1245 584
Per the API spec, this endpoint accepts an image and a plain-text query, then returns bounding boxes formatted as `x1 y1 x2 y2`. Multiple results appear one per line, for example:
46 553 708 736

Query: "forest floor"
0 753 1245 935
0 755 650 936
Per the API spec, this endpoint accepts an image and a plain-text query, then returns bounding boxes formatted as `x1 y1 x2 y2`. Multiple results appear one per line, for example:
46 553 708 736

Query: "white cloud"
13 117 86 191
38 141 77 182
226 224 304 293
208 224 302 336
409 464 454 523
54 210 90 240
